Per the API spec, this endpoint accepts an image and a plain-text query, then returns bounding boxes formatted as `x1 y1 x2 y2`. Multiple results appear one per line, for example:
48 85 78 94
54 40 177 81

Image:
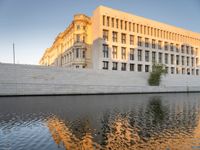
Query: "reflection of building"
40 6 200 75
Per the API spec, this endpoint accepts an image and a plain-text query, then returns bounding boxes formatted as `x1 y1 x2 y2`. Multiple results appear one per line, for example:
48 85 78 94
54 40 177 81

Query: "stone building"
39 6 200 75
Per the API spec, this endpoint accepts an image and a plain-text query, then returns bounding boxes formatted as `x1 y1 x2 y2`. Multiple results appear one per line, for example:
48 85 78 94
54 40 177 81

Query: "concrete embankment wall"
0 63 200 96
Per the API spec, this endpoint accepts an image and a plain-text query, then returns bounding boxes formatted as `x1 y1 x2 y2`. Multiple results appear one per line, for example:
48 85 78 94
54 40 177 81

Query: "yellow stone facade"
39 6 200 75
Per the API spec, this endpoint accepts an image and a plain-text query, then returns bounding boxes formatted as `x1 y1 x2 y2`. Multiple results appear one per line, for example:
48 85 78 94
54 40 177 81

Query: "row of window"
102 61 199 75
102 15 200 44
103 30 198 55
103 45 198 67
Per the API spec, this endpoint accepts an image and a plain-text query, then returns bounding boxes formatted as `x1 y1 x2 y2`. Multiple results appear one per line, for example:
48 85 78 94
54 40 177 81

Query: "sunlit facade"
39 6 200 75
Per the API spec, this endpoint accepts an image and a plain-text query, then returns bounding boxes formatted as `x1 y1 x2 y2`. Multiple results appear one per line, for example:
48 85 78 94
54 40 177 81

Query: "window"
196 58 199 66
76 34 80 42
138 64 142 72
158 41 162 49
165 54 168 64
111 18 114 27
152 52 156 63
130 48 134 60
165 67 169 74
121 63 126 71
176 68 179 74
121 47 126 60
145 65 149 72
145 50 149 62
121 33 126 44
103 61 109 70
138 36 142 46
112 31 118 42
159 53 162 63
191 47 194 55
186 46 189 54
120 20 123 29
182 68 185 74
187 57 189 66
152 39 156 49
182 56 185 65
116 19 119 28
125 21 127 30
187 68 190 75
112 62 118 70
103 15 105 26
191 57 194 67
130 35 134 45
176 55 179 65
176 44 179 52
76 48 79 58
181 45 185 53
145 38 149 48
103 44 109 58
107 16 110 27
77 25 80 30
171 67 174 74
170 43 174 51
164 42 168 50
130 64 134 71
138 49 142 61
171 54 174 64
196 69 199 75
112 46 117 59
82 51 85 58
103 30 108 41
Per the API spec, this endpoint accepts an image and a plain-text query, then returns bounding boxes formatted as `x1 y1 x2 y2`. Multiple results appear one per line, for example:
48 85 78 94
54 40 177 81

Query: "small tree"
148 63 166 86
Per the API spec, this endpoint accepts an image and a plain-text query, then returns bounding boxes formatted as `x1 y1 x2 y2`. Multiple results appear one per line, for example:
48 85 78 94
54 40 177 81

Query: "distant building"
39 6 200 75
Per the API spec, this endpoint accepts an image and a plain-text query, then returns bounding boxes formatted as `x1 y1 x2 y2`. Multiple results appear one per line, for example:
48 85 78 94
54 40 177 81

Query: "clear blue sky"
0 0 199 65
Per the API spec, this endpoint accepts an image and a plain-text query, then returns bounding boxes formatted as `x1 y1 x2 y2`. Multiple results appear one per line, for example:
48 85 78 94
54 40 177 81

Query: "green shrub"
148 63 166 86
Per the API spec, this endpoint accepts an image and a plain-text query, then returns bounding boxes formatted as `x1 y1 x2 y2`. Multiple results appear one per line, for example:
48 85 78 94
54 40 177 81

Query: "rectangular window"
186 46 190 54
158 41 162 50
191 57 194 67
76 48 79 58
145 50 149 62
103 61 108 70
121 47 126 60
182 56 185 65
130 35 134 45
164 42 168 50
138 64 142 72
165 53 168 64
130 64 134 71
112 62 118 70
152 39 156 49
116 19 119 28
130 48 134 60
182 68 185 74
176 55 180 65
121 33 126 44
145 38 149 48
76 34 80 42
103 30 108 41
187 57 189 66
171 67 174 74
120 20 123 30
181 45 185 53
103 15 105 26
112 46 117 59
82 51 85 58
107 16 110 27
121 63 126 71
112 31 118 42
111 18 114 27
171 54 174 64
159 53 162 63
145 65 149 72
176 44 179 52
196 69 199 75
191 47 194 55
152 52 156 63
103 44 109 58
138 36 142 46
170 43 174 51
138 49 142 61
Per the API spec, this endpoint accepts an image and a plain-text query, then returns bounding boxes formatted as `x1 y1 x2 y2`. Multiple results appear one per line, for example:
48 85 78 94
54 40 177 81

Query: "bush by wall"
148 64 166 86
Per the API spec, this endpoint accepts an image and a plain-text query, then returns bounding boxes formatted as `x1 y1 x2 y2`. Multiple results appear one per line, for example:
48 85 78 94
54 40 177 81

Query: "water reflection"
0 94 200 150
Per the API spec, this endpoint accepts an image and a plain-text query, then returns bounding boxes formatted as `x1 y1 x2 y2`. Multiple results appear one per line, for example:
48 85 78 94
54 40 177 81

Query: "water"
0 93 200 150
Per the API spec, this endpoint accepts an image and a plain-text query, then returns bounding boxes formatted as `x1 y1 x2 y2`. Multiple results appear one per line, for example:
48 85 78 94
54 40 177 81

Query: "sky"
0 0 200 65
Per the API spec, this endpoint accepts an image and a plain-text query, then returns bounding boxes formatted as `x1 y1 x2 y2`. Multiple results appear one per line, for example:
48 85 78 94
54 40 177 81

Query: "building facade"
40 6 200 75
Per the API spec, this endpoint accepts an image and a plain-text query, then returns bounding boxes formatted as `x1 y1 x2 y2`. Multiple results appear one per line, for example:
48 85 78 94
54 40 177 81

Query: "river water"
0 93 200 150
